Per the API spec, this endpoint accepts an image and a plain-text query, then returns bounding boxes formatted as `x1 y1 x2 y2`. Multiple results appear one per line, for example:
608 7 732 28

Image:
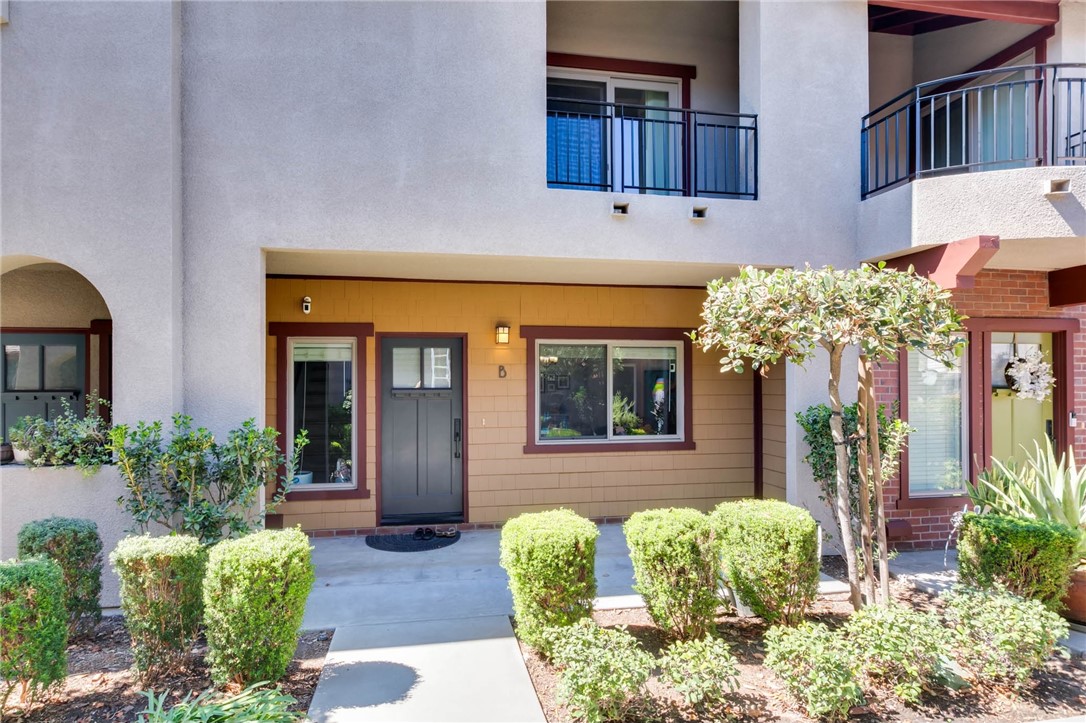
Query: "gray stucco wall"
1 0 183 425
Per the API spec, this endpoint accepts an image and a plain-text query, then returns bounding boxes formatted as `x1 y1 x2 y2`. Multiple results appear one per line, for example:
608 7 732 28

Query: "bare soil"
5 617 331 722
519 563 1086 723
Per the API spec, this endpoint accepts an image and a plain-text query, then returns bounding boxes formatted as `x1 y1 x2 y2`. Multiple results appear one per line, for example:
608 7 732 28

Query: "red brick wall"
874 269 1086 550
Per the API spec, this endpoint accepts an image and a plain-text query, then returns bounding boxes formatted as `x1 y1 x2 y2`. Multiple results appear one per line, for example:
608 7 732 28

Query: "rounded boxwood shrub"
18 517 102 637
203 528 315 686
957 512 1079 610
499 509 599 653
943 586 1069 686
110 535 207 678
1 557 68 710
624 508 717 640
709 499 819 625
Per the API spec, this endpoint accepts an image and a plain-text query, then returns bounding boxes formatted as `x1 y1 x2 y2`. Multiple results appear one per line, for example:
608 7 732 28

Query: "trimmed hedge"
0 557 68 709
957 512 1079 610
624 508 718 640
110 535 207 678
203 529 315 686
710 499 819 625
18 517 103 637
499 509 599 653
944 586 1069 685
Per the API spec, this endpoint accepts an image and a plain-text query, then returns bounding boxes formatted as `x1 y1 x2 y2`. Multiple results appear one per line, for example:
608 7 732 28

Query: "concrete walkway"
889 549 1086 658
304 525 636 723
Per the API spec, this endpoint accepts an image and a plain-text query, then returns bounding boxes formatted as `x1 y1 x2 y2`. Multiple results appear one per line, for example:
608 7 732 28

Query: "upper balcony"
862 63 1086 199
546 96 757 200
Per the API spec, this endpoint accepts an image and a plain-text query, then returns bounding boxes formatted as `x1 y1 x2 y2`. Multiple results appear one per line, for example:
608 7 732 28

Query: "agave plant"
968 438 1086 565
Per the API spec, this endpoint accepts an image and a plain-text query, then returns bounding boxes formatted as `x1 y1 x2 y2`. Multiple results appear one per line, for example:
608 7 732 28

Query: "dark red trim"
882 235 1000 289
931 26 1055 95
1049 265 1086 307
268 322 374 501
89 319 112 420
265 274 702 291
546 52 696 109
374 332 470 525
521 326 696 454
0 327 93 335
753 371 763 499
869 1 1059 25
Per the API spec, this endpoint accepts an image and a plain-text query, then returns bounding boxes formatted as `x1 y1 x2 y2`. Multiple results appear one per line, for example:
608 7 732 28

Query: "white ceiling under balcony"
264 249 745 288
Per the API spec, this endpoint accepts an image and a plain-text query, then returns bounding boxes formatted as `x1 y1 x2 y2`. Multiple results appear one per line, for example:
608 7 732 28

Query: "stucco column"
1050 0 1086 65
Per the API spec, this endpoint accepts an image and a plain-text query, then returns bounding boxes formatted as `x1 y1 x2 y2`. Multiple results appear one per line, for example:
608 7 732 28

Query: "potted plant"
7 416 46 464
968 439 1086 622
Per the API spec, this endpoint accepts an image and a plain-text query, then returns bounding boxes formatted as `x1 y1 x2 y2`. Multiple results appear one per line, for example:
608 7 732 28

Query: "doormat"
365 531 461 553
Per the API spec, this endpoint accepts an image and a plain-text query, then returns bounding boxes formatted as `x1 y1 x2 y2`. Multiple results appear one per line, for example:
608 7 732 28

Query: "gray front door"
380 337 464 524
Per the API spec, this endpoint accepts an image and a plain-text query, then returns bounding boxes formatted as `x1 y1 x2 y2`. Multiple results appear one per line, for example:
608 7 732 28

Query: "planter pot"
11 446 30 464
292 471 314 485
1063 568 1086 624
0 443 12 464
719 584 756 618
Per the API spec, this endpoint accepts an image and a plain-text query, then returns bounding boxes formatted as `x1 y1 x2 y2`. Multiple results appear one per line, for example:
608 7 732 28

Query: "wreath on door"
1004 348 1055 402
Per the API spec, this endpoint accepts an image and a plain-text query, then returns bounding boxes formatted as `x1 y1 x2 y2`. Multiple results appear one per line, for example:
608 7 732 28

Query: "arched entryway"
0 260 113 439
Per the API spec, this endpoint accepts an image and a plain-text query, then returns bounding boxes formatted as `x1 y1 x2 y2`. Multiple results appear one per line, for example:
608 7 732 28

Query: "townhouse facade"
1 0 1084 548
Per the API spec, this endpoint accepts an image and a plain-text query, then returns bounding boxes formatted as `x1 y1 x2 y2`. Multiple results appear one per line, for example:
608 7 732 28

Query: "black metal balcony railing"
547 98 758 200
862 63 1086 199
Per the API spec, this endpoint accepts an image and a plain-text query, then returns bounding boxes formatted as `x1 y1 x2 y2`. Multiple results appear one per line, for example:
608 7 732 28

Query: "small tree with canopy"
693 263 964 609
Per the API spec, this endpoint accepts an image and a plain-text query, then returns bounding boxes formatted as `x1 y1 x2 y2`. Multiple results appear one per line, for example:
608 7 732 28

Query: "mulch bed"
518 563 1086 723
7 617 331 722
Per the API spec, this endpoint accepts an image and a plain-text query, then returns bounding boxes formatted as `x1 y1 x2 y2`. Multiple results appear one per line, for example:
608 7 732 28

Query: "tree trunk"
865 360 891 605
857 355 876 606
827 345 863 610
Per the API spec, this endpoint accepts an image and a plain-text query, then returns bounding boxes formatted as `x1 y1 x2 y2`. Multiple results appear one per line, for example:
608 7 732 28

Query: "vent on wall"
612 201 629 216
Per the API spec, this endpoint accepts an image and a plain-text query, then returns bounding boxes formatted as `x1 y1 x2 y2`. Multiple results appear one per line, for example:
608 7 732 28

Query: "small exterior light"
495 324 510 345
301 296 312 315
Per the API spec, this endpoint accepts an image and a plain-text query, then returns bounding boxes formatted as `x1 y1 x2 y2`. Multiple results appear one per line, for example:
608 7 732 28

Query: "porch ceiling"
264 250 746 288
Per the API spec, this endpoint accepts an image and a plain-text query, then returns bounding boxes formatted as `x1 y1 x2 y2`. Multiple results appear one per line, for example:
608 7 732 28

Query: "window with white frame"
906 345 969 496
536 341 682 443
287 339 357 489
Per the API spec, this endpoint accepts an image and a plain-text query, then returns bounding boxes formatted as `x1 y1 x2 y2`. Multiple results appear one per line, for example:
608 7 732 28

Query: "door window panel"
5 345 40 391
392 347 422 389
423 348 452 389
44 345 79 389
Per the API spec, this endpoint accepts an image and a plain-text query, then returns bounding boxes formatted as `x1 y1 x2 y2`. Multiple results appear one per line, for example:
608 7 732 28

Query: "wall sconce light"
301 296 312 315
495 324 510 345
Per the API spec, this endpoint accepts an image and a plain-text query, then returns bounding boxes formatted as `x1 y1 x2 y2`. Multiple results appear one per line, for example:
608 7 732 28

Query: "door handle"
454 418 462 459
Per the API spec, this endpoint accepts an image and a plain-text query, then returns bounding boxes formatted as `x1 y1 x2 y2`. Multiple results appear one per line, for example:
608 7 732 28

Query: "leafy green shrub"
110 535 207 678
137 683 301 722
657 635 739 707
546 619 653 723
203 529 315 686
8 398 111 475
0 557 68 712
943 586 1069 685
957 512 1079 610
842 603 951 704
17 517 103 637
968 439 1086 563
710 499 819 625
764 622 864 721
624 508 717 640
109 415 308 544
499 509 598 653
